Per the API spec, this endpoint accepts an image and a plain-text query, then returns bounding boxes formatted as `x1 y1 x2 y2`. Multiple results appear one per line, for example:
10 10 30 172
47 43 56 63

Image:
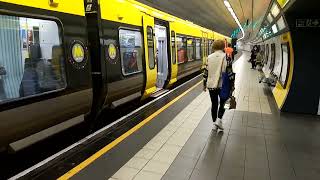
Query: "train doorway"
154 24 169 90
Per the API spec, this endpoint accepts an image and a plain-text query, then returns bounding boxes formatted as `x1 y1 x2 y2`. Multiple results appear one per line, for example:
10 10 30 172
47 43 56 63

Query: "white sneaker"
215 118 224 130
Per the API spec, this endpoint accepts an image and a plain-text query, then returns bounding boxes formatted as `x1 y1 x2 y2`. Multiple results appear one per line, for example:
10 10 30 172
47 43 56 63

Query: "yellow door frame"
141 14 157 99
168 23 178 86
202 32 208 68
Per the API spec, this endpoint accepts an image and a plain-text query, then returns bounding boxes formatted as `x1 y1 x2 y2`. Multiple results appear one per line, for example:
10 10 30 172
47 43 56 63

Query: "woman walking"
206 40 228 131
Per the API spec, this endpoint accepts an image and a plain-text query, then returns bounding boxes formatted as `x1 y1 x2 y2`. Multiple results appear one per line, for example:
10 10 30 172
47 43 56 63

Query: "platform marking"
58 81 202 180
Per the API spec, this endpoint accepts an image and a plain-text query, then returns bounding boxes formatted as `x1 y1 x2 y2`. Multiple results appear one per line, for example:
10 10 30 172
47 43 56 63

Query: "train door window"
280 43 290 87
171 31 176 64
270 43 276 71
187 38 195 61
195 39 201 60
119 29 143 75
147 26 155 69
0 15 66 103
177 35 187 63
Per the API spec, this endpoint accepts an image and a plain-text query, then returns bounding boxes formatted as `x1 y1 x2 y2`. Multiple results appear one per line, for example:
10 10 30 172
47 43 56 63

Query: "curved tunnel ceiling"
136 0 271 40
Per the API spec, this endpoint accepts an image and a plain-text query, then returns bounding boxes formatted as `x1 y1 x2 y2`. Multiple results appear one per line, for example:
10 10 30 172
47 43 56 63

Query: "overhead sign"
296 19 320 28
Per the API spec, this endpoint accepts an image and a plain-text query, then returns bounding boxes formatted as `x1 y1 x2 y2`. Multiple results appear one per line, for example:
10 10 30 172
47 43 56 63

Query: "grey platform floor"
161 52 320 180
76 51 320 180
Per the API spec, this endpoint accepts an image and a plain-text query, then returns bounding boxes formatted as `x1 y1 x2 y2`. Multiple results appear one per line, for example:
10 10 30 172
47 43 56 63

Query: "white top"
206 50 227 89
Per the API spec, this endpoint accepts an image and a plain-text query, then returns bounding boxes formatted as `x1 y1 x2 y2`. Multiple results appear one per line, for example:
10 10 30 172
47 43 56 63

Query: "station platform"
54 52 320 180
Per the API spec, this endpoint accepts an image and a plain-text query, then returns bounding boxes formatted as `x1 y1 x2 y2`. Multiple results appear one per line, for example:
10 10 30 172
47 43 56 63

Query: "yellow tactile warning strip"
58 81 202 180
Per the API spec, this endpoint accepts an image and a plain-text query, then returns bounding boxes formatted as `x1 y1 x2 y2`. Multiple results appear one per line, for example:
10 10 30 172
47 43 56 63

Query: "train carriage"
0 0 230 151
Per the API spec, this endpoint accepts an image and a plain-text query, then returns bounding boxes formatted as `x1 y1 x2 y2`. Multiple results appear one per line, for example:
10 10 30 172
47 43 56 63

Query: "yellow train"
0 0 230 151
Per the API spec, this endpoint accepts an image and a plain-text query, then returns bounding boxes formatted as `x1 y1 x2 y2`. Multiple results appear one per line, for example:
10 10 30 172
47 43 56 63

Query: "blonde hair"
212 40 225 52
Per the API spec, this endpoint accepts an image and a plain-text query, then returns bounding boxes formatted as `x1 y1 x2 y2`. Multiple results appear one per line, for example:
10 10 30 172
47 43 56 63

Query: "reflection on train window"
195 39 201 60
177 36 187 64
187 38 195 61
280 43 289 87
171 31 176 64
0 15 66 104
270 43 276 71
147 27 155 69
119 29 143 75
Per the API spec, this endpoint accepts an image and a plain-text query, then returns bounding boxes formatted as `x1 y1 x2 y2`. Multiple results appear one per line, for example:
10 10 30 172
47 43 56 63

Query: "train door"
155 24 169 90
141 15 157 99
168 26 178 86
202 32 208 66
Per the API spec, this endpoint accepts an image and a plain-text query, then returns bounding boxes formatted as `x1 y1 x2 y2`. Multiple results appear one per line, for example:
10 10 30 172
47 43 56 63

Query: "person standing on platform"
250 50 257 69
206 40 228 131
225 43 234 62
256 50 263 71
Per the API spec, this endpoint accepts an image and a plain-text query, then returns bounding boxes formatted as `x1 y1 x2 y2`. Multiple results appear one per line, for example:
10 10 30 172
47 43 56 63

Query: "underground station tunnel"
0 0 320 180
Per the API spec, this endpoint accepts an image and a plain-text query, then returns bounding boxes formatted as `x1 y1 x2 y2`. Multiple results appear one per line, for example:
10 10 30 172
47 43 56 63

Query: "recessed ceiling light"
224 0 245 41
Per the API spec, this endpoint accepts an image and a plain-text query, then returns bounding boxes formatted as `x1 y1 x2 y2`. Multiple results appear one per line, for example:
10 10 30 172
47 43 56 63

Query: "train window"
147 27 155 69
187 38 195 61
270 43 276 71
267 13 273 23
195 39 201 60
280 43 290 87
119 29 143 75
0 15 66 103
171 31 176 64
177 36 187 64
271 3 280 18
277 16 286 31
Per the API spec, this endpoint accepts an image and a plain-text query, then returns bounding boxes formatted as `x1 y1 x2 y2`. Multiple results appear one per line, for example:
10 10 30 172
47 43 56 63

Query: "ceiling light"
224 0 231 8
224 0 245 41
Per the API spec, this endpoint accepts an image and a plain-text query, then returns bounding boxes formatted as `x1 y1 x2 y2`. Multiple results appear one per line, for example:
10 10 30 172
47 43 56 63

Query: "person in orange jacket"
224 43 234 62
